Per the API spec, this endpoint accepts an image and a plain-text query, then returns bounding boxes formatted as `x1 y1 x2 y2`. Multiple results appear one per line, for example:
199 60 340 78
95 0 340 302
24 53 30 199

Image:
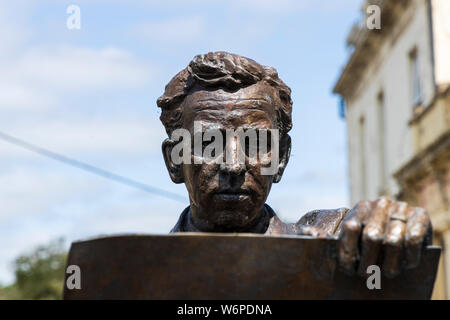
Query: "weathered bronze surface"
63 234 440 300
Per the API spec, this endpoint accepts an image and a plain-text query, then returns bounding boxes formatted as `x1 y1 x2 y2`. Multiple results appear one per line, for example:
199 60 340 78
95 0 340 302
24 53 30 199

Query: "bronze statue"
62 51 439 300
157 51 432 278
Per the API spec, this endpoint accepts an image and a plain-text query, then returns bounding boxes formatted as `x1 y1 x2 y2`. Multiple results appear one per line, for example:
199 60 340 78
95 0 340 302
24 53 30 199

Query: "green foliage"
0 238 67 300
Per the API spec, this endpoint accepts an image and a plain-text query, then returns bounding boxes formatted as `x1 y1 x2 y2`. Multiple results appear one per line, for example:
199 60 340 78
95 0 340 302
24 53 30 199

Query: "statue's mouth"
212 189 251 201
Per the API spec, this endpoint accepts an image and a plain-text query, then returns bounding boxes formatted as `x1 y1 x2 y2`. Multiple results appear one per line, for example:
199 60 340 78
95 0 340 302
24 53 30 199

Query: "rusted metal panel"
63 233 440 300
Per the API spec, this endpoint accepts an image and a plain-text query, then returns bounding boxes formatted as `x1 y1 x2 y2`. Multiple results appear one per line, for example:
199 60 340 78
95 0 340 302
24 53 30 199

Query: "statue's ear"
273 134 291 183
162 138 185 184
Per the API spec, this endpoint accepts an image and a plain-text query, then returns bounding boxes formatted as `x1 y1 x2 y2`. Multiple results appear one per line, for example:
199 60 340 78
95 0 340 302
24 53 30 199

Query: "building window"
359 116 367 200
377 91 386 195
410 48 423 107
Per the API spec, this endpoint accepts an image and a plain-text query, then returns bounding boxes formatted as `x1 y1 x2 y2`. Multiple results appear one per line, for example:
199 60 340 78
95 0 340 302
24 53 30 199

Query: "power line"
0 130 187 203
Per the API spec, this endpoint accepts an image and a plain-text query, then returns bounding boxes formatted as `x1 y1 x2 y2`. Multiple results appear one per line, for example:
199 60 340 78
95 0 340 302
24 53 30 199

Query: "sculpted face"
162 82 291 232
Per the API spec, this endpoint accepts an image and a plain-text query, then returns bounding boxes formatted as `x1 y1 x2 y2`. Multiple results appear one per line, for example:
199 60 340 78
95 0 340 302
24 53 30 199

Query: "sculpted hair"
157 51 293 136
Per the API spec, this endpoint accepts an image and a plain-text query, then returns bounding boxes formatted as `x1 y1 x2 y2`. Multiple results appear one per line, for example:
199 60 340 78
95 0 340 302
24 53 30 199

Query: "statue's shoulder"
265 208 350 237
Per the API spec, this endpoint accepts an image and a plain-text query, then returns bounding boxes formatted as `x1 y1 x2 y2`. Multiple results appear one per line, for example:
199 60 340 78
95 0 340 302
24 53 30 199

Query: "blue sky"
0 0 363 284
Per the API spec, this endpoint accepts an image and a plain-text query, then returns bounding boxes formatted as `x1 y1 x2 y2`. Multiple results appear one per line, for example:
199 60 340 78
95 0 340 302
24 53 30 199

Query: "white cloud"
0 116 165 159
0 168 108 222
228 0 363 13
228 0 311 13
15 46 151 90
131 16 206 43
127 0 362 51
0 82 57 110
0 45 153 112
126 0 361 14
0 2 32 58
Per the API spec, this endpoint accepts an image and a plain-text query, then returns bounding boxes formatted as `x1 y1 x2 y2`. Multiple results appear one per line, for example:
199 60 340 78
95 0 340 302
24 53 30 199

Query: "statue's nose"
219 137 245 175
220 161 245 175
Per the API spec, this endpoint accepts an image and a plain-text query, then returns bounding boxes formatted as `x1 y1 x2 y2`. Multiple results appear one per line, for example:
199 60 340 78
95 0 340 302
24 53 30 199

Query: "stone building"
333 0 450 299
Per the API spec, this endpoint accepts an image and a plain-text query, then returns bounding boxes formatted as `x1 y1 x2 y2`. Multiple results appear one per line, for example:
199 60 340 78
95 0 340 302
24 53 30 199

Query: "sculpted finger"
358 198 390 276
338 219 362 275
382 202 409 278
405 207 431 269
338 201 370 274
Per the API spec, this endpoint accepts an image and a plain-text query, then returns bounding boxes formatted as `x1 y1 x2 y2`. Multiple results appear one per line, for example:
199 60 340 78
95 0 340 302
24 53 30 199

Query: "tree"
0 238 67 300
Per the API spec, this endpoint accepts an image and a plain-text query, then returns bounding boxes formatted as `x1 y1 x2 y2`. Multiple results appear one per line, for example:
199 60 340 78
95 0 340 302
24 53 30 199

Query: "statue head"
157 51 292 232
